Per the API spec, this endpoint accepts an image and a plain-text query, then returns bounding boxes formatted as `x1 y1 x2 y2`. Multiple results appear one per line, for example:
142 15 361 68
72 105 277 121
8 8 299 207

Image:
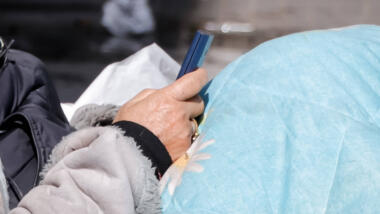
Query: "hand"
113 68 208 161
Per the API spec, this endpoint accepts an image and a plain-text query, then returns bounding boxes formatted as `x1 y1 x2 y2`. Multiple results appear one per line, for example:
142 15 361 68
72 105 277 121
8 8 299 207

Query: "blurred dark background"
1 0 380 102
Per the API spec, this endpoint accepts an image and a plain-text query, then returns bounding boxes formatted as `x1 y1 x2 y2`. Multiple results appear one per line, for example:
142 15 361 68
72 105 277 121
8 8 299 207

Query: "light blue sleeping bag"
160 25 380 213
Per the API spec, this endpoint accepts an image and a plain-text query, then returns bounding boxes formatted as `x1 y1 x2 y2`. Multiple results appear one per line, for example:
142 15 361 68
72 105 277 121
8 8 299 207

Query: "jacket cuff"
112 121 172 178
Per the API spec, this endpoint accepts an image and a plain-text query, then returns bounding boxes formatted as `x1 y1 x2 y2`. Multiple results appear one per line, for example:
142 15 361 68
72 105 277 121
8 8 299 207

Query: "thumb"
164 68 208 101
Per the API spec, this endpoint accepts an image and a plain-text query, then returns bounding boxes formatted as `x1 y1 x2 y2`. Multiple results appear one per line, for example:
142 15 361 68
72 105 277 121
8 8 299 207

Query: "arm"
9 68 208 214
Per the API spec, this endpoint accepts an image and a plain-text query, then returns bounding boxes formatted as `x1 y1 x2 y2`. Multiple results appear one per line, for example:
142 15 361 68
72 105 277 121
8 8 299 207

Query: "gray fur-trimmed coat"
0 104 161 214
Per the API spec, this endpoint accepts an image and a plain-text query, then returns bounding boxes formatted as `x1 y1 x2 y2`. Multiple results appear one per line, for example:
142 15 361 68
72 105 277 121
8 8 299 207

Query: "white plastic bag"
62 43 180 121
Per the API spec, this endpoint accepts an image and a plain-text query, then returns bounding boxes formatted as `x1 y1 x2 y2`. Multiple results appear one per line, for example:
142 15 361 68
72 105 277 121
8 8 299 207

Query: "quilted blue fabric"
161 25 380 213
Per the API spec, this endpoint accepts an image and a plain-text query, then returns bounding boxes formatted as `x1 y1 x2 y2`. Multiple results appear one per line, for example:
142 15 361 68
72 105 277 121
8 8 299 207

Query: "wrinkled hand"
113 68 208 161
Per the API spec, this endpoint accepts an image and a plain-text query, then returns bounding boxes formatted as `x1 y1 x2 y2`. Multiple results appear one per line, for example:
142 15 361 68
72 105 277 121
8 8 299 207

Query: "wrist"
112 121 172 178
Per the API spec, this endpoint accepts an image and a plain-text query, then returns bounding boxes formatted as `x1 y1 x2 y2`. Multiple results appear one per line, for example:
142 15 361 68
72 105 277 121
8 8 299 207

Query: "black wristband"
113 121 172 178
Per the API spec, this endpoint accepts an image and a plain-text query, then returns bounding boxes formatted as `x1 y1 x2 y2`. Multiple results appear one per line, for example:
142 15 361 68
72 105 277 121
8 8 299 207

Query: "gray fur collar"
41 104 162 213
70 104 119 129
0 159 9 214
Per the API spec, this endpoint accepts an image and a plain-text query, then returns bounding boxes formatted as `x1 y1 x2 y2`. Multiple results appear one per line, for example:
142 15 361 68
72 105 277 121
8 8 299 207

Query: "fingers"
184 95 205 118
190 119 197 135
164 68 208 101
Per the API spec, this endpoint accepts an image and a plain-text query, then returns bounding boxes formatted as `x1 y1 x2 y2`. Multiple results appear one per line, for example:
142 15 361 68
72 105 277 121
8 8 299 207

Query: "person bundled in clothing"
0 39 207 214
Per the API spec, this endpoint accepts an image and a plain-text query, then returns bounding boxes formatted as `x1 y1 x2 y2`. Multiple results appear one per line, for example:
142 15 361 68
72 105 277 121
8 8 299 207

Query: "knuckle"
160 87 174 98
178 111 188 121
185 126 193 138
199 97 205 111
141 88 155 94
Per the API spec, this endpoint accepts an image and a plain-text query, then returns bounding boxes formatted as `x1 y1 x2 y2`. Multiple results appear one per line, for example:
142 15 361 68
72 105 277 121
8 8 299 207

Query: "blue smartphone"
176 31 214 79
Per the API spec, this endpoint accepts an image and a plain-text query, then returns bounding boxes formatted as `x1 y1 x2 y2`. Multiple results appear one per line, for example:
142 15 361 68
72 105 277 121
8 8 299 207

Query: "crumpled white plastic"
62 43 180 121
